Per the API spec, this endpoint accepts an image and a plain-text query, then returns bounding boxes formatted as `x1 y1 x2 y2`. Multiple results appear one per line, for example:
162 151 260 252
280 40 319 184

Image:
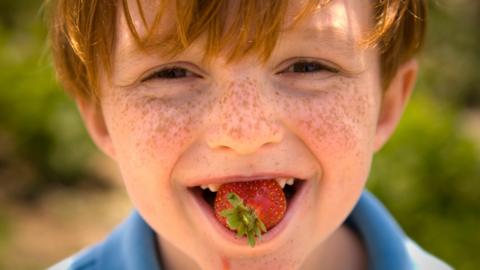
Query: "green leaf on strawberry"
214 179 287 247
220 192 268 247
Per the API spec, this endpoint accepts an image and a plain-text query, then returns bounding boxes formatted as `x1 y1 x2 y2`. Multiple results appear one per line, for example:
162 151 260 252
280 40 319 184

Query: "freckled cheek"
106 97 203 171
278 92 376 174
276 78 379 154
286 103 358 149
146 110 195 153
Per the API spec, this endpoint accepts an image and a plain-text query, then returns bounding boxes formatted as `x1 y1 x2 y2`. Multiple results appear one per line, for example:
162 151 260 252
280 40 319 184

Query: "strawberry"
214 179 287 247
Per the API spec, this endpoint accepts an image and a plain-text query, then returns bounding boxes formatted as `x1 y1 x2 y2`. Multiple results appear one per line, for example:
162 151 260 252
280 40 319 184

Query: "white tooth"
208 184 219 192
286 178 295 186
277 178 286 188
200 185 208 190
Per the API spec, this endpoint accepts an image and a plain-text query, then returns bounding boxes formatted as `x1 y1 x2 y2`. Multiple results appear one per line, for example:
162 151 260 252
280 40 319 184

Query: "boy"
48 0 452 269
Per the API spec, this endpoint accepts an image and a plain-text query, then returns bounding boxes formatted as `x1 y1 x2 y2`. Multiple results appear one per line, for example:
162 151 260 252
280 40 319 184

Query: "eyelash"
141 67 199 82
279 60 339 75
141 60 339 82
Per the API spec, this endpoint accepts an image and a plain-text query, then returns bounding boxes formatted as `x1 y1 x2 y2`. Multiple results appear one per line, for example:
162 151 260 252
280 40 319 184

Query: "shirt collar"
347 190 414 270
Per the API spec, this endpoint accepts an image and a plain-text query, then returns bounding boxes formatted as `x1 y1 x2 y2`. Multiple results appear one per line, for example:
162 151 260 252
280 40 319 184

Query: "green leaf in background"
368 92 480 269
0 2 109 202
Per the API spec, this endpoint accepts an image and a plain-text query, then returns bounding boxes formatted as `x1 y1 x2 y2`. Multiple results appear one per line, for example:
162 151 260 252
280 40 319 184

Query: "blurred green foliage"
0 0 479 269
368 92 480 269
0 210 8 270
0 2 105 201
420 1 480 107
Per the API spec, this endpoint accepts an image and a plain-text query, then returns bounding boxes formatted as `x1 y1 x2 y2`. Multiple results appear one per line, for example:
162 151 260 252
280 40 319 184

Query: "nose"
205 80 284 155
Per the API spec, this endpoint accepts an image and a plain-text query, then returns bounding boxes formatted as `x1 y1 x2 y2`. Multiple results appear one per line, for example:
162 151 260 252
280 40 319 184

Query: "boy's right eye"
140 66 200 82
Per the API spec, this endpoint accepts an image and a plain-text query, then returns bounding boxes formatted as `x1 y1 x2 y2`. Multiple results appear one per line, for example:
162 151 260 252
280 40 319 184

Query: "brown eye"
286 61 338 73
142 67 197 82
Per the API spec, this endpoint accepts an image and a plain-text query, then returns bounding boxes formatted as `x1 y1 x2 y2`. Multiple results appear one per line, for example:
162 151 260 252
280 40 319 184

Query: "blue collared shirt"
49 191 452 270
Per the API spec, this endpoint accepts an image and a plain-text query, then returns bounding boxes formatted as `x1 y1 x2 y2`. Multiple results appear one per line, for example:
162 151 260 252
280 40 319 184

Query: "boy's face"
79 0 416 269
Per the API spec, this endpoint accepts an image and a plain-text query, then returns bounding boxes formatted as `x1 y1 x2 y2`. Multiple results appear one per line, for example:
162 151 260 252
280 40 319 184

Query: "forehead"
115 0 373 62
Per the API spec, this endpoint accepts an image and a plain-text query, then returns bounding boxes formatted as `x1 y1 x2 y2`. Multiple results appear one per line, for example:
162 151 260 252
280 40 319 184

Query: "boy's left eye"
278 60 339 75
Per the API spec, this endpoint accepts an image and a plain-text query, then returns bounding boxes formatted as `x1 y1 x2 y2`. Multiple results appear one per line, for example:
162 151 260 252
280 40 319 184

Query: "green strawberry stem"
220 192 267 247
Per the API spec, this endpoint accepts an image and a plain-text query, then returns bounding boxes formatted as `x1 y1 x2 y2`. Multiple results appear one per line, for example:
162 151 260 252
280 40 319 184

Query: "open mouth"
188 177 308 245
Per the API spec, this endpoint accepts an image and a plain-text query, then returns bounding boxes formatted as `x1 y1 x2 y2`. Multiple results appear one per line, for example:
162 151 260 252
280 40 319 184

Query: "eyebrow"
272 25 366 73
117 40 173 62
292 25 359 52
112 38 206 85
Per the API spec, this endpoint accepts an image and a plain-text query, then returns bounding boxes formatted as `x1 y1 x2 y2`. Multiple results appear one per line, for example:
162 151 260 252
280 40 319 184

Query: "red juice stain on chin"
221 256 231 270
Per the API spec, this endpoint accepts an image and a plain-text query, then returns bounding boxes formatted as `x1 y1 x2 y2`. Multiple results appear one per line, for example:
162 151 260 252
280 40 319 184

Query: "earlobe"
76 97 116 159
374 59 418 151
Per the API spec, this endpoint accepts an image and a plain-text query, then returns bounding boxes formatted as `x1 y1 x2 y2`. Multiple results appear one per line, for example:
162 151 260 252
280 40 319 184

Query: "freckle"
242 99 248 108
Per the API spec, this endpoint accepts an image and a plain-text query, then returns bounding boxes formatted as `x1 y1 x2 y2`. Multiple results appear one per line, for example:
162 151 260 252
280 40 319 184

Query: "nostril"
206 137 283 155
215 145 231 152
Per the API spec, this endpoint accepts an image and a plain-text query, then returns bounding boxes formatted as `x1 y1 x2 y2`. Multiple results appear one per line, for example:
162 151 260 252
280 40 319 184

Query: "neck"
157 224 367 270
300 225 367 270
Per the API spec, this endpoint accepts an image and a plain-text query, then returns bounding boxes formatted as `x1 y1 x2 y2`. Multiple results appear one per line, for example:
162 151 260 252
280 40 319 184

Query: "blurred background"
0 0 479 269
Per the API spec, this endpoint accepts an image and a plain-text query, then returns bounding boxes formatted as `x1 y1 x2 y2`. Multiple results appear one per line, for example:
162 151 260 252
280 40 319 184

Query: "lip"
186 176 312 246
186 173 310 187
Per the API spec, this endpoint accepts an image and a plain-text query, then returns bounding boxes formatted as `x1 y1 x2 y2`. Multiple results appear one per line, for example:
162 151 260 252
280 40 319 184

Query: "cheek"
277 78 379 184
100 89 212 242
101 90 209 212
105 92 206 170
275 79 380 234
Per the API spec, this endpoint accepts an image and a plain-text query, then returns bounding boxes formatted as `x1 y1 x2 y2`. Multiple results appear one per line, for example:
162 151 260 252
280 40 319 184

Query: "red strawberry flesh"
214 179 287 232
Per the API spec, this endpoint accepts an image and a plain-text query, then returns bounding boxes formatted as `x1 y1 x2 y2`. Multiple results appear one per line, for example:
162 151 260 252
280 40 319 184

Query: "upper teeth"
200 178 295 192
200 184 220 192
277 177 295 188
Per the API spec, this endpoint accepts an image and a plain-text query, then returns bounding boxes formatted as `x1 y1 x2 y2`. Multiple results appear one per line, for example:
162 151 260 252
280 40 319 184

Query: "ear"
374 59 418 151
76 97 116 159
